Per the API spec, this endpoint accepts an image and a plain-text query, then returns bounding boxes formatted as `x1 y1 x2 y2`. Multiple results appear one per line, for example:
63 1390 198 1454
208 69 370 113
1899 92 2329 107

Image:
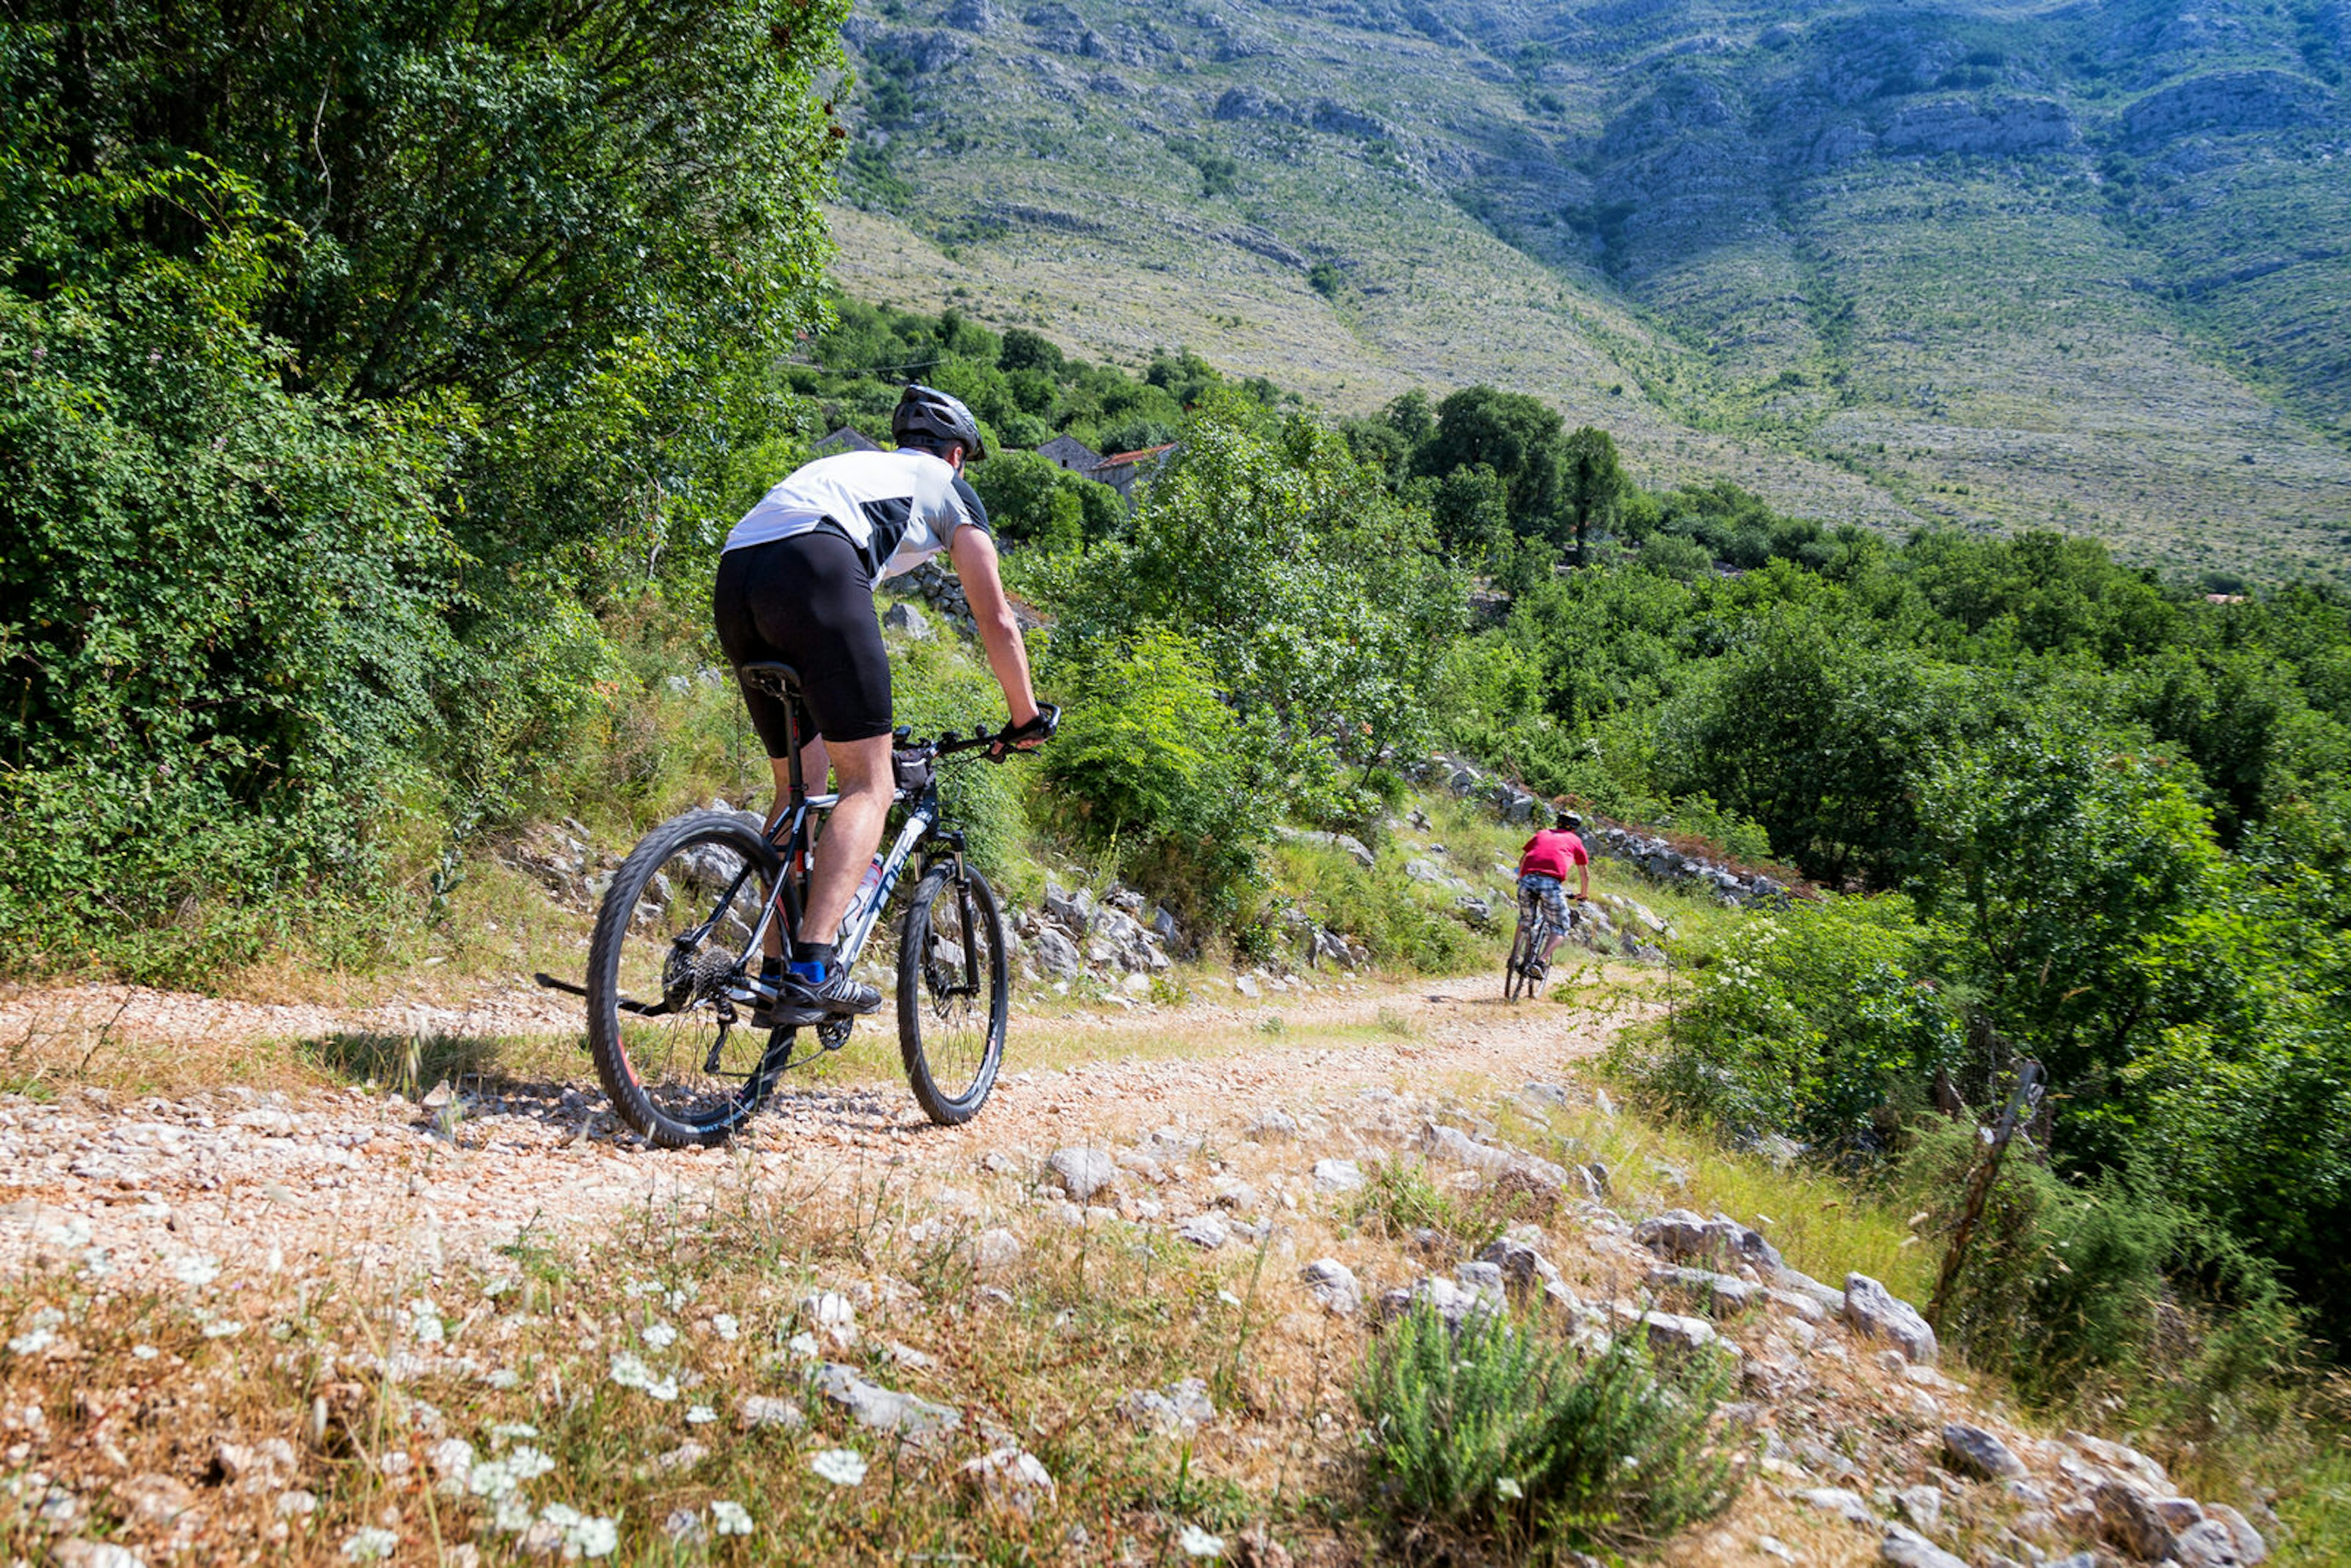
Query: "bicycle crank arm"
531 972 676 1016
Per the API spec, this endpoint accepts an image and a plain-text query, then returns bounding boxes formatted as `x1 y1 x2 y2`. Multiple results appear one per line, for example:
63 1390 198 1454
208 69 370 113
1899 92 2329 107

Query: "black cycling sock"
790 941 837 985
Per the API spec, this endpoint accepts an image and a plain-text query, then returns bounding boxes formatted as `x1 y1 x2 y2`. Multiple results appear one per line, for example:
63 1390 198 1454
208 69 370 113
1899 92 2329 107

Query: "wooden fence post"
1925 1059 2045 1334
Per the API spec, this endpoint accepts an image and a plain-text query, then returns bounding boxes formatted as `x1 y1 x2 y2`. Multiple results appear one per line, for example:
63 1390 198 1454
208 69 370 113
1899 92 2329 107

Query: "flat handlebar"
906 703 1060 763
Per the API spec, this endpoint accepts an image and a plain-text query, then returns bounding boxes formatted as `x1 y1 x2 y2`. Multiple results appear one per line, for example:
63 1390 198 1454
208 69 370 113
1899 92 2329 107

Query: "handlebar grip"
985 704 1057 760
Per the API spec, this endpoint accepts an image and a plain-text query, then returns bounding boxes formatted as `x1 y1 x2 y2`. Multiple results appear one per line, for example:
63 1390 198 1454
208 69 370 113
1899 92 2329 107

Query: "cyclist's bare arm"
949 526 1041 735
1578 860 1591 899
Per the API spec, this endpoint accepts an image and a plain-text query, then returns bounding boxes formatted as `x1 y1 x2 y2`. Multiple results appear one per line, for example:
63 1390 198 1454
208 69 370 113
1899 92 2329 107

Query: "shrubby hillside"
8 2 2351 1554
824 0 2351 577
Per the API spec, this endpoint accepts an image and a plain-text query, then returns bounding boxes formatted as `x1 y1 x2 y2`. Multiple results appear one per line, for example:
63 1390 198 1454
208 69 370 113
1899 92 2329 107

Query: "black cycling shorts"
711 528 893 755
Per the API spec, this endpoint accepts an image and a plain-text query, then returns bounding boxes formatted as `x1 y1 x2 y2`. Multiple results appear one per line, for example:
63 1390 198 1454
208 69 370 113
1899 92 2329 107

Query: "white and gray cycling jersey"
721 447 992 579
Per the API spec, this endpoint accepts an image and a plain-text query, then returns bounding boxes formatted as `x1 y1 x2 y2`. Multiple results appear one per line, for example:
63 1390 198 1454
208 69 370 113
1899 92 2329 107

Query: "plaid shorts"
1517 874 1571 932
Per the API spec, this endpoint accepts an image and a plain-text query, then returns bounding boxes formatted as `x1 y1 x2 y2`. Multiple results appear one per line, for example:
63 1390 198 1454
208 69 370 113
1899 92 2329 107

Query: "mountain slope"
825 0 2351 576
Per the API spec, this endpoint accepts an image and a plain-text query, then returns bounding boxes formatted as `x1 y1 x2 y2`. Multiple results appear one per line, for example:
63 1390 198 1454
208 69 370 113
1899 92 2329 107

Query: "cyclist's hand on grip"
988 703 1059 760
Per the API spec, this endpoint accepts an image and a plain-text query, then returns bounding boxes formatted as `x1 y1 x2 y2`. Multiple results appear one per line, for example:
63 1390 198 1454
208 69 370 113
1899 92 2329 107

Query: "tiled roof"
1095 442 1178 467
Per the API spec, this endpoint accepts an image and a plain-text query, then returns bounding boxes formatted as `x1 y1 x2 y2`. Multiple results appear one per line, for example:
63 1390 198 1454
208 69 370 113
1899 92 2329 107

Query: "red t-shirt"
1518 830 1588 881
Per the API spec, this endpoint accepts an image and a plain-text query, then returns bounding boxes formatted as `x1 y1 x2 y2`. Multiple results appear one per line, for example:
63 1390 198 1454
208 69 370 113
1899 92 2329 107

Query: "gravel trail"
0 975 1645 1288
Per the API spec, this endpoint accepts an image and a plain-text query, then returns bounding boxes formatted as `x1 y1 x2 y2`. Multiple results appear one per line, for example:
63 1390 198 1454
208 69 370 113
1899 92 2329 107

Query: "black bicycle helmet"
892 383 987 460
1558 810 1584 831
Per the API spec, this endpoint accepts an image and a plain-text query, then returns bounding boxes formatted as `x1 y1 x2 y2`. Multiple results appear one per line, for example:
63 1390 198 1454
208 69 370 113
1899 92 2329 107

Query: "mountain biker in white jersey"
712 384 1044 1027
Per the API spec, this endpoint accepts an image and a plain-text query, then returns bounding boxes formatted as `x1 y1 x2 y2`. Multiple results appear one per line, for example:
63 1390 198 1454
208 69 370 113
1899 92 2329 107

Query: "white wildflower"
607 1352 677 1400
132 1344 159 1360
407 1299 445 1343
569 1513 619 1558
1217 1289 1243 1308
1496 1477 1524 1500
786 1332 820 1359
686 1404 718 1425
641 1321 677 1349
504 1445 556 1483
171 1255 221 1287
485 1368 520 1390
493 1493 535 1532
467 1444 552 1501
1177 1523 1226 1558
488 1422 540 1447
9 1307 62 1356
203 1319 244 1339
710 1313 739 1341
468 1459 520 1499
809 1448 868 1486
342 1526 399 1559
710 1500 754 1536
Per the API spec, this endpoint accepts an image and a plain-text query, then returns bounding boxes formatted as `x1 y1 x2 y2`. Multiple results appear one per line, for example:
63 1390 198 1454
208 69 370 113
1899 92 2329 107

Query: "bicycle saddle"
735 661 803 702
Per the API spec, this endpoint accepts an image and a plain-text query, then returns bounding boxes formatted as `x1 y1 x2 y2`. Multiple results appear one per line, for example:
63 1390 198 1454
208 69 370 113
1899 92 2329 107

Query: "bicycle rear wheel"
587 809 788 1147
897 862 1008 1125
1504 915 1535 1002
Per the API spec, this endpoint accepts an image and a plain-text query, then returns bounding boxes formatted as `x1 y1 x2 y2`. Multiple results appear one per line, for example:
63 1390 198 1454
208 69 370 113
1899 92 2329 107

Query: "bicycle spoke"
590 815 784 1142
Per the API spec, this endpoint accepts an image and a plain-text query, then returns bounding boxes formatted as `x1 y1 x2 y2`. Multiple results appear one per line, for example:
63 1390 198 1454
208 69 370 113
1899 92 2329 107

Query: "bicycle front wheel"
897 862 1008 1125
587 809 786 1148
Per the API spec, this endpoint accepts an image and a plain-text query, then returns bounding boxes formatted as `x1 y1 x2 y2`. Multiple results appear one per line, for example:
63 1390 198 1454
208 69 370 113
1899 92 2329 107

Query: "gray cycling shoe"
755 970 883 1029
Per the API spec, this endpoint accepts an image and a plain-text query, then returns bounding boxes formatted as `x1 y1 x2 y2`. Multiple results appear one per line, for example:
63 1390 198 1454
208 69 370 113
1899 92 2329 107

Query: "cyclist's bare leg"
797 733 892 949
760 738 831 961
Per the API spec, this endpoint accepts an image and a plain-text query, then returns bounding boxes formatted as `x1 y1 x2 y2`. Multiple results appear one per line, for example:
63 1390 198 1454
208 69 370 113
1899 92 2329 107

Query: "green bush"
1275 844 1474 973
887 636 1035 891
1355 1303 1744 1554
966 449 1120 553
1634 533 1712 580
1040 626 1270 922
1614 895 1962 1156
1897 1120 2306 1455
0 166 462 980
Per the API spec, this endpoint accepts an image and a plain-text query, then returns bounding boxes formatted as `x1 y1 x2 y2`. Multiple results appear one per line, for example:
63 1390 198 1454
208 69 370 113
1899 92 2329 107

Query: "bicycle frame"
736 783 948 977
722 661 997 989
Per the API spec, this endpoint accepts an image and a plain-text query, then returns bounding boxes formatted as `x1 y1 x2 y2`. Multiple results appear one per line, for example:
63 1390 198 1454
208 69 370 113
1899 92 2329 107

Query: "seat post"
740 662 809 805
782 688 806 805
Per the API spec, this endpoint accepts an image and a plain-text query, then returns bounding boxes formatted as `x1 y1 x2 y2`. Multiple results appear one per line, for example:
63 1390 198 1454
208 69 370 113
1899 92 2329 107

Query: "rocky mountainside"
827 0 2351 577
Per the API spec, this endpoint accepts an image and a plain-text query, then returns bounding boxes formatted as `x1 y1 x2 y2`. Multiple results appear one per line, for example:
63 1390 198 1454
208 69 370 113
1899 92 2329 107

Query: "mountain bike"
538 661 1054 1148
1502 883 1577 1002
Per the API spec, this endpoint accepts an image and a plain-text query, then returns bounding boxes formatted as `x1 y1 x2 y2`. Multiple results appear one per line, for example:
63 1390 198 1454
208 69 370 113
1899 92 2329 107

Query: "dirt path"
0 974 1649 1289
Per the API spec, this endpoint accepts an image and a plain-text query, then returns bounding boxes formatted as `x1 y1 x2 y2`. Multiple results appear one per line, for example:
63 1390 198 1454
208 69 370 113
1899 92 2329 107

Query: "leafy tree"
1561 425 1624 568
1428 463 1511 568
1414 386 1566 542
966 451 1120 553
0 0 845 975
1914 718 2224 1168
0 167 473 976
998 327 1066 375
1384 389 1438 447
1037 391 1465 815
1657 613 1973 888
1041 628 1272 920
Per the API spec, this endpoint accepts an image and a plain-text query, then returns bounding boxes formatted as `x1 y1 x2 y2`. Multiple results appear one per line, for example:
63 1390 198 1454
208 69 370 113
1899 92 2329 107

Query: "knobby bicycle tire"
587 809 786 1148
1504 913 1536 1002
897 862 1008 1125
